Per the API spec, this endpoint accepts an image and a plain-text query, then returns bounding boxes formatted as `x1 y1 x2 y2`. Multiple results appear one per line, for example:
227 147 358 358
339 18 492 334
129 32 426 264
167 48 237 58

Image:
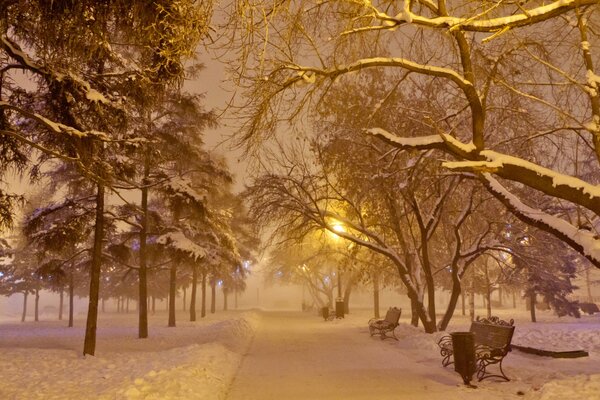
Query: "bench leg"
476 357 510 382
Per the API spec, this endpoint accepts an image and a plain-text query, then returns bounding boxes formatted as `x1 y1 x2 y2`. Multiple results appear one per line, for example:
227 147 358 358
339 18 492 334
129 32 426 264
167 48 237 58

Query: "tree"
226 0 600 270
245 138 505 332
1 0 213 355
502 226 581 321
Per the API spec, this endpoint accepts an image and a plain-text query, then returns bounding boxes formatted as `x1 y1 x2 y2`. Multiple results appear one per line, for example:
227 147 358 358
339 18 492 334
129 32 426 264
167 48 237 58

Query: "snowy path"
226 311 516 400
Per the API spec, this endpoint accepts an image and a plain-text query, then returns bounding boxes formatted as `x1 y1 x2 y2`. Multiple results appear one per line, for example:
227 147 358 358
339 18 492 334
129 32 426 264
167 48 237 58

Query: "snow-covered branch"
481 174 600 267
284 56 474 91
367 0 598 34
1 35 112 105
0 102 110 140
368 126 600 218
443 151 600 216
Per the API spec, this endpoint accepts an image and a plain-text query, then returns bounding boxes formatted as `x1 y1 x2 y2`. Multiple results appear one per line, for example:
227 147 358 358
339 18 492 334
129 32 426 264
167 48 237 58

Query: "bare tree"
226 0 600 268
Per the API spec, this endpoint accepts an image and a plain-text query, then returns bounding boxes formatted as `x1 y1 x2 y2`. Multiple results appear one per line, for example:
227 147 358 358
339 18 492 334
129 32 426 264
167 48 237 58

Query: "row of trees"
221 0 597 332
0 1 258 356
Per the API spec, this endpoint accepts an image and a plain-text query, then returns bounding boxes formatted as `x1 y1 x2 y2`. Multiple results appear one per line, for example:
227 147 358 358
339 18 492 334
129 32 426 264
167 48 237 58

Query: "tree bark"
201 271 207 318
126 297 129 313
223 288 228 311
485 263 492 319
439 276 461 331
586 268 593 302
461 291 466 316
343 278 355 314
34 288 39 322
152 296 156 314
138 150 150 338
498 286 503 307
59 289 64 320
68 272 74 327
469 267 475 321
373 274 380 319
210 280 216 314
168 263 177 327
84 182 104 356
183 287 187 312
530 291 537 323
21 291 28 322
410 296 419 327
190 266 198 321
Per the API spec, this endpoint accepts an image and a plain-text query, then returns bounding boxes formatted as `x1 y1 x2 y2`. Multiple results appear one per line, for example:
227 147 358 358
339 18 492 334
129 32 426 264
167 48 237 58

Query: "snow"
405 0 593 32
230 308 600 399
366 127 477 153
0 308 600 400
156 231 208 261
482 174 600 264
444 151 600 200
0 311 257 399
1 307 599 399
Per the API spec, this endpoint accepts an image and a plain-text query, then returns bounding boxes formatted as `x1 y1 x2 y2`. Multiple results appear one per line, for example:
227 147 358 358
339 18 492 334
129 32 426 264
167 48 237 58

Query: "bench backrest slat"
384 307 401 325
470 321 514 352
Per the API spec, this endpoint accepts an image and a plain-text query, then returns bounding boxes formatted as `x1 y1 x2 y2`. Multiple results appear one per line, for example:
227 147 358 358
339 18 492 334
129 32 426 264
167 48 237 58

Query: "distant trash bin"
335 298 344 319
450 332 476 385
321 306 330 321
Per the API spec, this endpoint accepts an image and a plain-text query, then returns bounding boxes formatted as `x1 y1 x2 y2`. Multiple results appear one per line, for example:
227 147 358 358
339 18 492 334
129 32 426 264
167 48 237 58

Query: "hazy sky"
186 45 249 193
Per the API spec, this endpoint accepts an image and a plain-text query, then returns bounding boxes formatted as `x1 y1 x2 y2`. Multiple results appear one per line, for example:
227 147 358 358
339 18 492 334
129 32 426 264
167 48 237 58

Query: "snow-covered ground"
1 306 599 399
0 310 257 399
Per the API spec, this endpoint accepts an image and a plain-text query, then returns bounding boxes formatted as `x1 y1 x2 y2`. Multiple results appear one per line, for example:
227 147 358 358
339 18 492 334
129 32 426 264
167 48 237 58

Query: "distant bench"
368 307 401 341
437 316 515 382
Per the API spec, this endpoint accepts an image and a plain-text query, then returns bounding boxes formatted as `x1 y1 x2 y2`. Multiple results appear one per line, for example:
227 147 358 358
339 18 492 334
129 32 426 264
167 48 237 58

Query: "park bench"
368 307 402 340
437 316 515 382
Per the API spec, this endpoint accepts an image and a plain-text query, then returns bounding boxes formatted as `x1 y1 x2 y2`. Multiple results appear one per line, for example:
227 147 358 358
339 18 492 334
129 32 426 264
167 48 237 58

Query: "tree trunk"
586 268 593 302
190 266 198 321
512 291 517 308
439 276 461 331
223 288 228 311
201 271 207 318
498 286 503 307
529 291 537 323
485 263 492 319
126 297 129 313
168 263 177 327
83 182 104 356
152 296 156 314
337 266 342 298
59 289 64 320
138 151 150 338
210 280 217 314
34 288 39 322
69 272 74 328
183 287 187 312
21 292 28 322
234 289 238 309
461 291 466 316
469 269 475 322
373 274 380 319
410 296 419 327
343 280 354 314
101 298 105 313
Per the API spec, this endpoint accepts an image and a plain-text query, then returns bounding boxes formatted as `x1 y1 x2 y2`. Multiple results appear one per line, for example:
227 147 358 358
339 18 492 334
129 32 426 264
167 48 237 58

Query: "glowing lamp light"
332 224 345 233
